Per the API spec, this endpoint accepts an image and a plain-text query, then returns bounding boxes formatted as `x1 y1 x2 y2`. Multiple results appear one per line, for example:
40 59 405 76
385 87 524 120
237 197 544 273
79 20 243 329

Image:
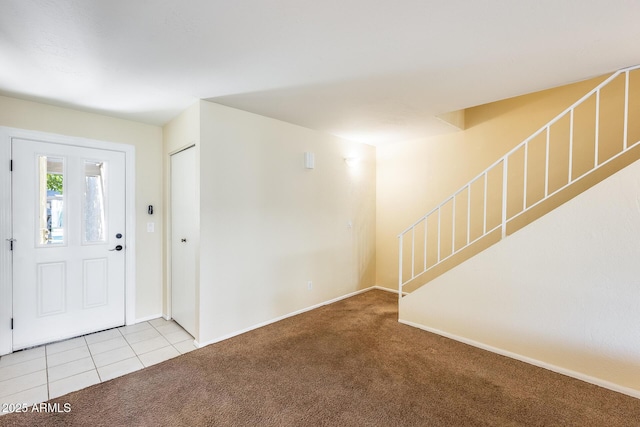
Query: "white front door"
12 138 126 350
171 147 197 337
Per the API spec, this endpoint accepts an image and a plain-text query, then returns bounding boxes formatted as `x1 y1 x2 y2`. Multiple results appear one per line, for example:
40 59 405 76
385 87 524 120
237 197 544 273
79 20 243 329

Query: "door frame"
0 126 136 356
169 145 197 336
166 144 199 335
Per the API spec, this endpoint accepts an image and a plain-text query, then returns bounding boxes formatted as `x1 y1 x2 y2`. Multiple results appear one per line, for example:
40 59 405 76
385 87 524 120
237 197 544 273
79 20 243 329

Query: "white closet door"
171 147 197 337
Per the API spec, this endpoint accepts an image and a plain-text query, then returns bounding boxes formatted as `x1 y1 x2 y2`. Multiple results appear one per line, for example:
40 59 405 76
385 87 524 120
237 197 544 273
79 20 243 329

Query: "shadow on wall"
400 68 640 291
464 75 608 129
419 309 640 391
401 142 640 291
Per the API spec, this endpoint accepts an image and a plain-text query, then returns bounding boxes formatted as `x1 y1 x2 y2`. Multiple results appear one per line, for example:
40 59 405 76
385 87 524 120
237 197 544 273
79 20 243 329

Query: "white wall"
197 100 376 344
0 95 164 321
400 158 640 395
162 102 201 331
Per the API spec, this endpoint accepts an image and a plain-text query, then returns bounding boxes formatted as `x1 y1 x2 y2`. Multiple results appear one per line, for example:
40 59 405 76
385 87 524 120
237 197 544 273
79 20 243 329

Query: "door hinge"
9 159 12 171
10 318 13 330
7 238 15 250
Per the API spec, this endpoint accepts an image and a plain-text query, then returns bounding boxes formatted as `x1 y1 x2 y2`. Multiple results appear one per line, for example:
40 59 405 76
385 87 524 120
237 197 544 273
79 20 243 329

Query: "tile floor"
0 318 196 415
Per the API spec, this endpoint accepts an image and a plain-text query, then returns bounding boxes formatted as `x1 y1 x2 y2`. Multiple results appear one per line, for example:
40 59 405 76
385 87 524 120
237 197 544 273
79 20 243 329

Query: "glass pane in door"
38 156 64 245
83 160 106 243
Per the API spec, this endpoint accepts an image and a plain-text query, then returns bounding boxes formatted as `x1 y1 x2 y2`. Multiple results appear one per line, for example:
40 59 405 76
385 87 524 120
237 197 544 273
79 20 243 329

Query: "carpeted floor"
2 289 640 426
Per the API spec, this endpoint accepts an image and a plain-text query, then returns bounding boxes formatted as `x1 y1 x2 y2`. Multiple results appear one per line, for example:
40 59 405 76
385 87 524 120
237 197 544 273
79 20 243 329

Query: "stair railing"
398 65 640 299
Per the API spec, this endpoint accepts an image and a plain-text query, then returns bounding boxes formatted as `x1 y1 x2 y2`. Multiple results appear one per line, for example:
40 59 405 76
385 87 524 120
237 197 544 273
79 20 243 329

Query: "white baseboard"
398 319 640 400
371 285 409 296
371 285 397 294
134 313 164 324
195 287 377 348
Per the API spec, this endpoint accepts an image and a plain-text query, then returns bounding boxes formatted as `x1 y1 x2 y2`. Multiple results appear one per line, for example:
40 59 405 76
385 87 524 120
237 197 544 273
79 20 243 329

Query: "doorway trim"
0 126 136 356
166 144 196 321
169 145 198 337
166 144 198 334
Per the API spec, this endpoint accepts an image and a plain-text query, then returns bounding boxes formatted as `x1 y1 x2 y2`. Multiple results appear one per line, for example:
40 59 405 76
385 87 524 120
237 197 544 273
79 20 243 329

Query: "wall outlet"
307 281 313 290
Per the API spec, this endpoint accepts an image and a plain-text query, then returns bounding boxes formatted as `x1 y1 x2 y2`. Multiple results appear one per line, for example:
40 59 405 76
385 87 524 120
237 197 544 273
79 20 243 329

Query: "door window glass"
38 156 64 245
83 161 106 243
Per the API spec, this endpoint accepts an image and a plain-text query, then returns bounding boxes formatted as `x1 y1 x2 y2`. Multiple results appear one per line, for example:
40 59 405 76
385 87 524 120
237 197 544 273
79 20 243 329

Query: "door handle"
181 238 187 243
6 238 16 250
109 245 124 251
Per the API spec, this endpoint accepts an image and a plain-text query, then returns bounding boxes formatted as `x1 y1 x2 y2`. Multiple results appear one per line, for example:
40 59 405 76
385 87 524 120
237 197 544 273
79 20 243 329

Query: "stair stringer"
400 157 640 396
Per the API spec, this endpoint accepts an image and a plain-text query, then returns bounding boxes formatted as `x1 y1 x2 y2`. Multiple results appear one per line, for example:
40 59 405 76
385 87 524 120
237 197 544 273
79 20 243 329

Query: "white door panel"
12 139 126 349
171 147 196 337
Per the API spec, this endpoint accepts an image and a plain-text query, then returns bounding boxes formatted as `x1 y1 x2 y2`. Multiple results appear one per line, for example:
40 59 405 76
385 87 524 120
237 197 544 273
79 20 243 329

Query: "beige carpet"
2 290 639 426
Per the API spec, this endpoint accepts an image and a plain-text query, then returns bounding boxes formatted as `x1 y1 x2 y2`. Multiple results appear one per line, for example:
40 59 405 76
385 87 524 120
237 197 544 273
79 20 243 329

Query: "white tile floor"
0 318 196 415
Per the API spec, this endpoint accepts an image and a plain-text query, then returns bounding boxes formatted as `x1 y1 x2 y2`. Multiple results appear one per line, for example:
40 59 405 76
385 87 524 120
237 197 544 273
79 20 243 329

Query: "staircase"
398 65 640 297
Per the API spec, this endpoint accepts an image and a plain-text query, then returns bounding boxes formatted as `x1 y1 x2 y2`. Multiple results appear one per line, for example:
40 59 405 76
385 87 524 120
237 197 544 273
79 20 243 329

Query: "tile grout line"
165 320 194 355
44 344 50 400
141 320 176 359
89 327 134 381
0 384 46 402
131 327 147 366
86 324 162 373
4 320 193 406
119 326 144 374
149 318 194 355
83 335 103 383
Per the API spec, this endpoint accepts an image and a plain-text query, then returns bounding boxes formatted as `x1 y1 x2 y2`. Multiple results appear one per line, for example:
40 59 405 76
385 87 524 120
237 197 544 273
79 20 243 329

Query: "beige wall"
377 71 640 290
0 93 376 348
400 157 640 395
163 102 201 154
162 102 201 328
383 70 640 396
198 100 376 344
0 95 164 320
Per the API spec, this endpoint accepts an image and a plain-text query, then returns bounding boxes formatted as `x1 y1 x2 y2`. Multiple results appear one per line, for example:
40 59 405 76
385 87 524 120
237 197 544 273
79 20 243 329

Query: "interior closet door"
170 146 197 337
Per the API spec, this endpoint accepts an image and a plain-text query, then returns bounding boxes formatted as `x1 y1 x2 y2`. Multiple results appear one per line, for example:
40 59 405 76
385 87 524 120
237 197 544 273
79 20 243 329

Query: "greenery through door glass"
39 156 64 245
47 173 63 193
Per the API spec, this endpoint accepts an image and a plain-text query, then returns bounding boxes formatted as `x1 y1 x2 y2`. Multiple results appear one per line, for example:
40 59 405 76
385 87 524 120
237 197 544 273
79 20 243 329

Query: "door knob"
109 245 123 251
181 238 187 243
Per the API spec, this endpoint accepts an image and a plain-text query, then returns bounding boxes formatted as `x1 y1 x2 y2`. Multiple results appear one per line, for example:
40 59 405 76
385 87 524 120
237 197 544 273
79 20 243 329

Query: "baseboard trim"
134 313 164 324
371 285 397 294
371 285 409 296
195 287 377 348
398 319 640 400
